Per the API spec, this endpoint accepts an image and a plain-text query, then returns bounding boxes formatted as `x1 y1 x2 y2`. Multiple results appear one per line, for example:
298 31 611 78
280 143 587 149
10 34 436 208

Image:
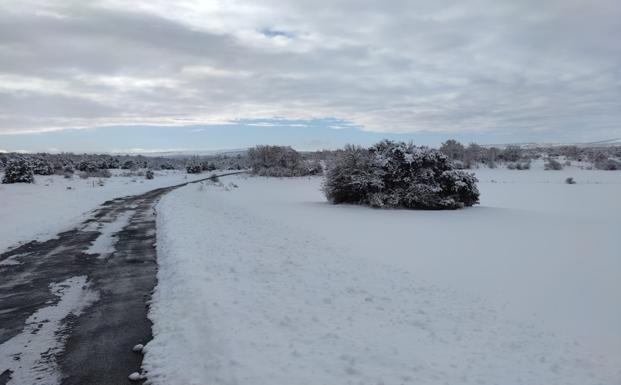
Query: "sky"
0 0 620 152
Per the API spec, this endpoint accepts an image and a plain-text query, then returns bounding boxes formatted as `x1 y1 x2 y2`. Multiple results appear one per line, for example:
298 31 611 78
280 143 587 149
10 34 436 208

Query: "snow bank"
145 171 620 384
0 170 204 253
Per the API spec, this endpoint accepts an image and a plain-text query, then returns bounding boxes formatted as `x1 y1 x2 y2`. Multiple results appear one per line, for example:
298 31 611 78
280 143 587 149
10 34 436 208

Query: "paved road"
0 172 244 385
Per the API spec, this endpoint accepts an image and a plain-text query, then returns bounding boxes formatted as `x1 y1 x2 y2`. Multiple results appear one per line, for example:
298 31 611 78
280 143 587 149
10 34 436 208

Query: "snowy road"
0 173 244 385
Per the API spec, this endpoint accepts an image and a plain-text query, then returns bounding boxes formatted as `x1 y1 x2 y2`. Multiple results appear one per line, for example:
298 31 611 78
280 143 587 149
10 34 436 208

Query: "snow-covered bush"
301 159 323 175
323 141 479 210
593 154 620 170
145 169 155 179
322 145 385 205
77 160 99 173
121 160 135 170
2 157 34 184
248 145 319 177
202 161 216 172
186 162 202 174
565 177 576 184
32 158 54 175
544 158 563 170
507 161 531 170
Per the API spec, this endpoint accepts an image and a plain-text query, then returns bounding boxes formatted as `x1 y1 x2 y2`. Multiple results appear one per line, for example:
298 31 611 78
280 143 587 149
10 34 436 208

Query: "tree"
502 145 522 162
2 157 34 184
464 143 483 168
247 145 318 176
483 147 500 168
439 139 465 162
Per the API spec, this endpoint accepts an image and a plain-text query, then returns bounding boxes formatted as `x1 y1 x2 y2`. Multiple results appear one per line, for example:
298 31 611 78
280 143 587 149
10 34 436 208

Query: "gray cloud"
0 0 619 139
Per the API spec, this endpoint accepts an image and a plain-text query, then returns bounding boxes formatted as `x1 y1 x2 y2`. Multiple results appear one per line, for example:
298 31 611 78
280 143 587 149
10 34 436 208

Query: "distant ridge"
112 148 249 158
480 138 621 149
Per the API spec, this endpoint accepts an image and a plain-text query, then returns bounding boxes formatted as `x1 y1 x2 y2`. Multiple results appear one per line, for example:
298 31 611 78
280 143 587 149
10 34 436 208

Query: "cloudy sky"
0 0 619 151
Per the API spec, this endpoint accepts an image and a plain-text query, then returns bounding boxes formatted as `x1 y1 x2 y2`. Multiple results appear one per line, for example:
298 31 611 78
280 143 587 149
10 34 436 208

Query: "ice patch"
85 210 134 259
0 275 99 385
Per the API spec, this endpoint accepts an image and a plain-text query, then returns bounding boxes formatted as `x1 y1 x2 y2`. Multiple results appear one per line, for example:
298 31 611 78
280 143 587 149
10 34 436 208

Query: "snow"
144 169 621 385
0 276 99 385
85 210 134 259
0 170 205 254
129 372 146 381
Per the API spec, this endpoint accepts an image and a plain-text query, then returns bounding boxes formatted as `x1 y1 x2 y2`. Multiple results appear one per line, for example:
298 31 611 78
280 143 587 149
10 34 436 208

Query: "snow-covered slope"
145 170 621 385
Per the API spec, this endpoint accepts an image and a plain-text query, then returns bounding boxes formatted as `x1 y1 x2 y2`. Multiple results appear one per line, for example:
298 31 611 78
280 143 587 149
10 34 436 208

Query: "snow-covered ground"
145 167 621 385
0 170 204 253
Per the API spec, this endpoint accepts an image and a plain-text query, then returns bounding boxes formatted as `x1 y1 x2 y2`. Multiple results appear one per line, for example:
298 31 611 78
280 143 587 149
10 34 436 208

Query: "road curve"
0 172 245 385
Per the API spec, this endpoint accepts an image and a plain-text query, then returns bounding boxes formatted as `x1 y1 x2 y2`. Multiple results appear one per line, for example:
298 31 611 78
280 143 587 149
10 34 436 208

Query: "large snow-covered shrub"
2 157 34 184
322 145 384 205
248 145 321 177
323 141 479 210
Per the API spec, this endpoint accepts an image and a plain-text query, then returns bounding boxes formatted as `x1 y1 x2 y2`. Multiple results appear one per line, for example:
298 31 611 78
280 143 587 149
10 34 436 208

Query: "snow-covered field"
145 168 620 385
0 170 204 253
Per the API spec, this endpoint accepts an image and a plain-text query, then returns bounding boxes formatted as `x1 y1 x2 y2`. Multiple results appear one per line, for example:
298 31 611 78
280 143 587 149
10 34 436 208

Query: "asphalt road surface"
0 172 244 385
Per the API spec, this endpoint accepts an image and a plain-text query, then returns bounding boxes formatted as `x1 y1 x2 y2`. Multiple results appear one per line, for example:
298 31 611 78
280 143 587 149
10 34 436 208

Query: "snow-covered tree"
2 157 34 184
323 140 479 210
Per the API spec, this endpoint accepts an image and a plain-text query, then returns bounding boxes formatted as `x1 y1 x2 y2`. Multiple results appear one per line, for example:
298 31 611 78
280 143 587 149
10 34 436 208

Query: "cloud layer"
0 0 619 138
